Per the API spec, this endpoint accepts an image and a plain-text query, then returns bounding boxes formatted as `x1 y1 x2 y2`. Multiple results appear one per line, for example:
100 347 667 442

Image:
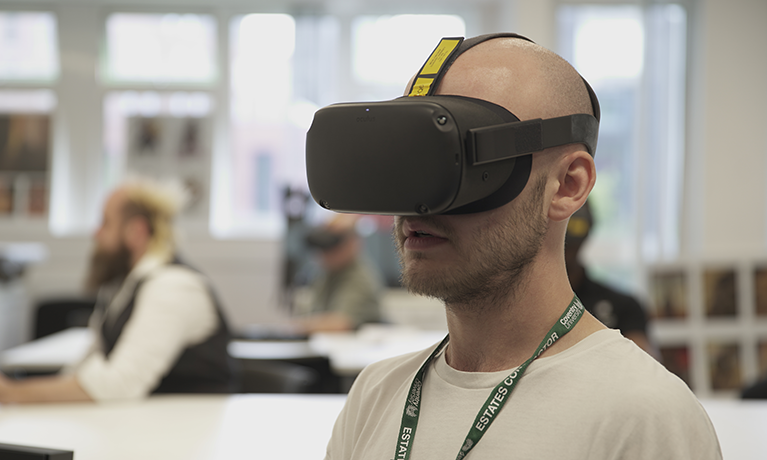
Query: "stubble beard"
85 243 133 294
395 177 548 310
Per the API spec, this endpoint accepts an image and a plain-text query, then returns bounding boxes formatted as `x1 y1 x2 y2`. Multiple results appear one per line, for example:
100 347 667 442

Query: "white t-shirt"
325 329 722 460
73 254 218 401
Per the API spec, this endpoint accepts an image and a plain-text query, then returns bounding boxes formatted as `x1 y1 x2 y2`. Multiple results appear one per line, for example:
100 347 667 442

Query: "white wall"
693 0 767 259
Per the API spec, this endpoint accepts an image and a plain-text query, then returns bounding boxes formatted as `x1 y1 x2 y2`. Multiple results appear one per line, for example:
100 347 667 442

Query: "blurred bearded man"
0 179 235 403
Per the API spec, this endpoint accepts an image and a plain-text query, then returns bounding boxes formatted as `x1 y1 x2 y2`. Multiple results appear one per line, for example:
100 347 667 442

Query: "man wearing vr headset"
295 214 383 333
315 34 720 459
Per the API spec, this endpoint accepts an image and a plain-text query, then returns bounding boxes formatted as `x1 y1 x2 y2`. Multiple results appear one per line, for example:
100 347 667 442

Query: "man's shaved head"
436 37 593 121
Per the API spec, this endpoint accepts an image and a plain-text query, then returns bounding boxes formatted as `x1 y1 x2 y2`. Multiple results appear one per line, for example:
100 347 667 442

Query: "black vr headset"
306 33 600 216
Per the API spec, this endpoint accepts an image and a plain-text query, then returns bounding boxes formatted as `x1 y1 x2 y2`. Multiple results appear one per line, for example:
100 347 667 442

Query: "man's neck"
443 265 604 372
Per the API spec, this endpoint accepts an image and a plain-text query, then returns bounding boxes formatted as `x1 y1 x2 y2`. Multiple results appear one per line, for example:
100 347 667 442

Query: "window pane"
558 4 687 288
102 91 214 218
639 4 687 261
104 13 216 84
219 14 339 237
560 5 644 249
0 90 56 113
352 14 466 99
0 12 59 81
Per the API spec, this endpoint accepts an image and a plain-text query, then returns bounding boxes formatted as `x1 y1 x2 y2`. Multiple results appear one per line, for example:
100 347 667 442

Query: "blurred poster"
660 345 691 387
649 269 688 318
758 340 767 377
126 116 211 218
131 117 162 156
28 179 48 215
707 341 741 391
704 268 738 318
755 266 767 316
0 114 50 172
0 178 12 214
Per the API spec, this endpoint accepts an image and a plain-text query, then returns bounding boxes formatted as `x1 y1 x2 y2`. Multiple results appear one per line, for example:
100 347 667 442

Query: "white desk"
1 326 448 377
0 395 765 459
701 399 767 460
0 394 346 460
0 328 93 373
310 326 446 376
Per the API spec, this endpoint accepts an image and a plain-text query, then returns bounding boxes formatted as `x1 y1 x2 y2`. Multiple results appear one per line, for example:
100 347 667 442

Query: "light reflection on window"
0 12 59 81
0 90 56 113
573 9 645 82
218 13 333 237
104 13 216 83
230 14 296 123
352 15 466 93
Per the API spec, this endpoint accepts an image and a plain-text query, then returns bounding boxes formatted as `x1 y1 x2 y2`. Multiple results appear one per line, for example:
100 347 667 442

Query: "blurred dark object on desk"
228 336 341 394
742 375 767 399
0 258 25 282
237 323 308 341
33 297 96 339
0 442 73 460
236 359 320 394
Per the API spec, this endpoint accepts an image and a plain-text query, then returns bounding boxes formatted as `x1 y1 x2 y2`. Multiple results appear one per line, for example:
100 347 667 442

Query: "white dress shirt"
74 253 218 401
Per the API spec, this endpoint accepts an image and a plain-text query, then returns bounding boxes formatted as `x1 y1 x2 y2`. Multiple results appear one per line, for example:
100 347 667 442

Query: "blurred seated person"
565 201 658 358
294 214 383 333
0 178 235 403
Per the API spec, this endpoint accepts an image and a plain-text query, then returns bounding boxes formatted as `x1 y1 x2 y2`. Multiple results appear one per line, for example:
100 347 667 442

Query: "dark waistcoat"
100 260 236 394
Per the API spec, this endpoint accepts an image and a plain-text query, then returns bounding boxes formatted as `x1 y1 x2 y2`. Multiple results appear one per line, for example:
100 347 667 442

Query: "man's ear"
548 149 596 222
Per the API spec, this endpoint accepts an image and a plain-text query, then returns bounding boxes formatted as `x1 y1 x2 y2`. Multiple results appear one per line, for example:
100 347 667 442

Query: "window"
351 14 466 101
217 13 466 237
558 4 688 290
0 12 59 82
102 91 214 218
100 13 217 223
0 12 58 219
103 13 217 84
215 14 340 237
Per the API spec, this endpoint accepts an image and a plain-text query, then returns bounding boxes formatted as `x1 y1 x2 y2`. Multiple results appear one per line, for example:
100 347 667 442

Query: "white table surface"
0 394 346 460
0 328 94 373
1 326 448 376
309 325 447 376
4 330 766 459
0 395 764 459
0 377 764 458
701 399 767 460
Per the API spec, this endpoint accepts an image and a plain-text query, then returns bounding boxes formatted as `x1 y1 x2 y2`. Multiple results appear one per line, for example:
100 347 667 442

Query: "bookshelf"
650 261 767 398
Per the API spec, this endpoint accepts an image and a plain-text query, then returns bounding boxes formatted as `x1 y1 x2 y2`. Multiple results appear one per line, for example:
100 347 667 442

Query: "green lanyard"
393 295 585 460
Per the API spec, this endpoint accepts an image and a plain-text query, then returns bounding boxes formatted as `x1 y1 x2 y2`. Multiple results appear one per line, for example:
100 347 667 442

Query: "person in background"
294 214 383 333
565 200 659 358
0 178 235 403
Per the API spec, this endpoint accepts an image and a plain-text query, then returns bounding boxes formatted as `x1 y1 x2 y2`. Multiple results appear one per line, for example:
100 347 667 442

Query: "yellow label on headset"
408 38 462 97
409 77 435 97
421 38 461 74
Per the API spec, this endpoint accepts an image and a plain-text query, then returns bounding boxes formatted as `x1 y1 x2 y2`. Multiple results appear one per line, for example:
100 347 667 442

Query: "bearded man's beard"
85 243 133 293
395 176 548 307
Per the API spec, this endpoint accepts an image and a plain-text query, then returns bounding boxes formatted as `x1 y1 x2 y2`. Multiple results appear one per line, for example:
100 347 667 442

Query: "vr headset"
306 33 600 216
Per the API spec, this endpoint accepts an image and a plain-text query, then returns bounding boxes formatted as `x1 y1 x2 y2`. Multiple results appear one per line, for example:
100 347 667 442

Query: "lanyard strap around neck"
393 295 585 460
